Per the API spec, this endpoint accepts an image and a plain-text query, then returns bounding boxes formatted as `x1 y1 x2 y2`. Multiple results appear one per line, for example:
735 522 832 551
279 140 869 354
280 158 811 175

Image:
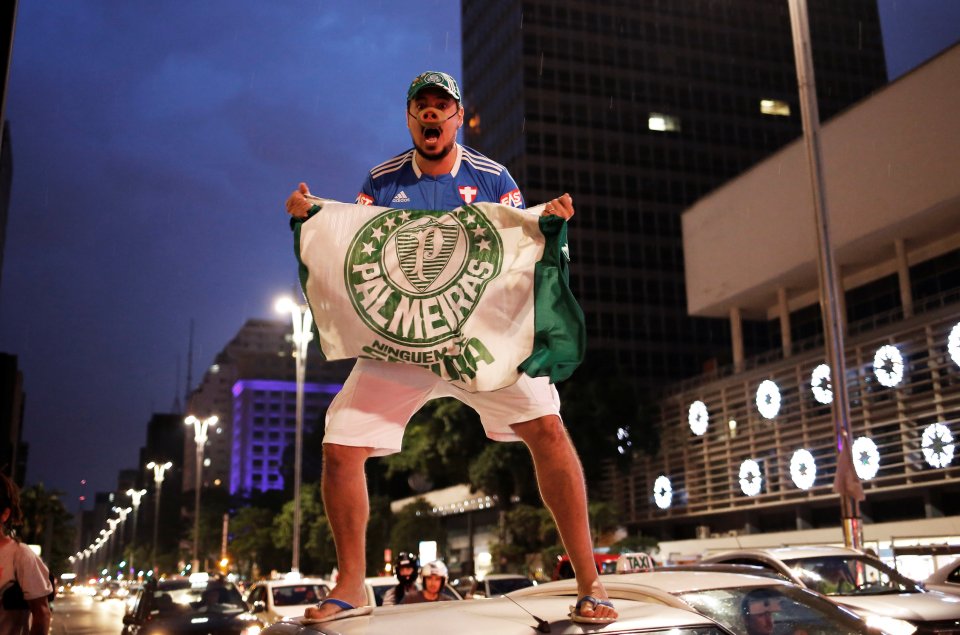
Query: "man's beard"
415 135 456 161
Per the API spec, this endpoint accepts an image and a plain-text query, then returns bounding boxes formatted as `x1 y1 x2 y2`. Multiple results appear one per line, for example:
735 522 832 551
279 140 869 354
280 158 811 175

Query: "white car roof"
706 545 863 560
263 595 718 635
513 570 792 605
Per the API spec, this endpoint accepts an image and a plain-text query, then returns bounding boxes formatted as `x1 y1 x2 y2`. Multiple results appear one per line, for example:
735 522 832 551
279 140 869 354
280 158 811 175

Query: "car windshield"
272 583 328 606
678 584 873 635
783 556 922 596
487 577 533 595
152 582 247 615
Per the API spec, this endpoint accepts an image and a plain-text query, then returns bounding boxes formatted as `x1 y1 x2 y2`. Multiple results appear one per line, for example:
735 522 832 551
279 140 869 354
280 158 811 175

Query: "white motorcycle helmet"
420 560 449 587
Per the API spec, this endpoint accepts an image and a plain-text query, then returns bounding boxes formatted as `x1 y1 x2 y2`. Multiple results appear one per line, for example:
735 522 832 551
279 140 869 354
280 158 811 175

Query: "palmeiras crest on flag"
294 200 585 392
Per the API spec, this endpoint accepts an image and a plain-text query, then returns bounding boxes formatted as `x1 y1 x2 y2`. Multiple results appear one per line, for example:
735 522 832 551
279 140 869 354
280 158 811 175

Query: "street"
51 594 127 635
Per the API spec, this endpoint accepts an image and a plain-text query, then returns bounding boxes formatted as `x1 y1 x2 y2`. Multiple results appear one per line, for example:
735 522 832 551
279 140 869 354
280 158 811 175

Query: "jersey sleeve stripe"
370 150 414 179
462 155 505 176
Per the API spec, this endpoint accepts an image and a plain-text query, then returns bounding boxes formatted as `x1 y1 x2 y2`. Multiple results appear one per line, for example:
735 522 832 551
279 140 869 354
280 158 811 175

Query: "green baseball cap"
407 71 462 103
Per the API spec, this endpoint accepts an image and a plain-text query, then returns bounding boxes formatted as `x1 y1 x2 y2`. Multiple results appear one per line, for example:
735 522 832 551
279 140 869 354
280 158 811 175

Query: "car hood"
836 591 960 622
152 609 257 631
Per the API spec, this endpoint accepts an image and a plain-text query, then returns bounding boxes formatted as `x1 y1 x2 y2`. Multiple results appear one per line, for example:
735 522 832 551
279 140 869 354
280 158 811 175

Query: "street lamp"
111 507 132 574
185 415 218 571
275 295 313 575
146 461 172 572
126 488 146 577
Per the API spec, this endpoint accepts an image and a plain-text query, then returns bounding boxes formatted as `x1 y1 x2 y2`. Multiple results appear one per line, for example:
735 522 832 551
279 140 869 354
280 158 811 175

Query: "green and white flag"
293 200 585 392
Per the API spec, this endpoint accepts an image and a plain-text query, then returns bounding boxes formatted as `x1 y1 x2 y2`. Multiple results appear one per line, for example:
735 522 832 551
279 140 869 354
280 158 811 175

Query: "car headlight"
241 626 262 635
864 614 917 635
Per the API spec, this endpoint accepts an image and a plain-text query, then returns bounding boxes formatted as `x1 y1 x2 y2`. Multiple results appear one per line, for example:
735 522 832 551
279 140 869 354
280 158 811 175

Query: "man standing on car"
289 71 616 626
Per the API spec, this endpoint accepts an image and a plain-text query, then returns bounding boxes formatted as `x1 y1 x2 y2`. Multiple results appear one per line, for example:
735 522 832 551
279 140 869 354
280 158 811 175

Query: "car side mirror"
251 600 266 613
122 614 135 626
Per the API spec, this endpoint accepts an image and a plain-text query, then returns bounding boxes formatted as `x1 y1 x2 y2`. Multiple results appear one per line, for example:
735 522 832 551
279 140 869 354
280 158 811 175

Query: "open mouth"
422 127 441 141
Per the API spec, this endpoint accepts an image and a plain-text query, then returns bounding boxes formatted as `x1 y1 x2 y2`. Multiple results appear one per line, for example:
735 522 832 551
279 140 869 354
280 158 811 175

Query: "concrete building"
610 45 960 570
229 378 341 494
462 0 887 384
184 318 351 494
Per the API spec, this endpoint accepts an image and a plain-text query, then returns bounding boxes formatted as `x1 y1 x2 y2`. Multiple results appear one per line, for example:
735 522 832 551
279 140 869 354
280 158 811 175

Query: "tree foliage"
230 507 287 579
388 498 444 558
17 483 75 575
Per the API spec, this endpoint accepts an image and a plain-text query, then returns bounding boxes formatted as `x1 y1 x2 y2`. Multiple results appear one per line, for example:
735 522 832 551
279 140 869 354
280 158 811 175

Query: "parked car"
261 568 875 635
246 578 332 624
121 577 264 635
702 546 960 634
462 573 535 598
364 576 461 606
925 557 960 597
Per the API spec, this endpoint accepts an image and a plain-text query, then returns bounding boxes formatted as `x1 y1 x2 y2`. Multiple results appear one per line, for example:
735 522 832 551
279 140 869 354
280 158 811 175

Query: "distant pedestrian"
0 473 53 635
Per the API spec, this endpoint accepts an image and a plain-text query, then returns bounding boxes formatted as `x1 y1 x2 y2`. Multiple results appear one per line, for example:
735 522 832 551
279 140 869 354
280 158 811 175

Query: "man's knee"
513 414 568 446
323 443 373 474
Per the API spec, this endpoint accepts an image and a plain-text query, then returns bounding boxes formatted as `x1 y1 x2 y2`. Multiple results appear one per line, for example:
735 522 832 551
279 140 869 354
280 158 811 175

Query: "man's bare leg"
303 443 373 620
513 416 618 622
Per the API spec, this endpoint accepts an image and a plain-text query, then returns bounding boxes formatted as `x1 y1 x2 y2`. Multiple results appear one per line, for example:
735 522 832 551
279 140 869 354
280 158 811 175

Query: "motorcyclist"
381 551 419 606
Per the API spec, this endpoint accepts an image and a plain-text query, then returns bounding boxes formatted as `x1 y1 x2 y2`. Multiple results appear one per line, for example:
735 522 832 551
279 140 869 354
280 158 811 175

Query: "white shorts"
324 358 562 456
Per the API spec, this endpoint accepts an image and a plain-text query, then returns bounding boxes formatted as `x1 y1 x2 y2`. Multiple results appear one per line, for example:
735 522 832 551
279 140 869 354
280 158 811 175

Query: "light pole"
126 488 146 577
111 507 131 575
146 461 172 572
185 415 218 571
276 296 313 575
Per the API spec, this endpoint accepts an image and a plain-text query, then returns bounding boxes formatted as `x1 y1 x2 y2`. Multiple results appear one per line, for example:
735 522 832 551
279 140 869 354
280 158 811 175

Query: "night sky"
1 1 957 514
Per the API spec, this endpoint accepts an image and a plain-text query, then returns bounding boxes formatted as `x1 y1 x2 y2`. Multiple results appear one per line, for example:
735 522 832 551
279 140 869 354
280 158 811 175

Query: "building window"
760 99 790 116
648 112 680 132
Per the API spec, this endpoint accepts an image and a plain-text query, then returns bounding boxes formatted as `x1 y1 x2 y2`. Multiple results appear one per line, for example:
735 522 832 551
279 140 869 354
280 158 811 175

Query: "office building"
462 0 887 383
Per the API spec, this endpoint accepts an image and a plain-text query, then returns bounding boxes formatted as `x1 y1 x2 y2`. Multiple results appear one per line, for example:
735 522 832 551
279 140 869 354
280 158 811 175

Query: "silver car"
925 558 960 597
263 569 874 634
702 546 960 634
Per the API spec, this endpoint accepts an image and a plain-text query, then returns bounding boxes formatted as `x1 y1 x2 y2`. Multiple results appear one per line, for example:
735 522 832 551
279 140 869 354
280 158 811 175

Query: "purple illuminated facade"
229 378 342 494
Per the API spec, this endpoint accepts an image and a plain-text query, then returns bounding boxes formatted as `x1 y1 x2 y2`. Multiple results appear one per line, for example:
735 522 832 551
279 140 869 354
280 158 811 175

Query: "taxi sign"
616 552 655 574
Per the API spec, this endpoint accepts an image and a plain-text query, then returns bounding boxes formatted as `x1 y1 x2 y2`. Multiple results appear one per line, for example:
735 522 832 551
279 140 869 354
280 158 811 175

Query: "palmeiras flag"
292 200 585 392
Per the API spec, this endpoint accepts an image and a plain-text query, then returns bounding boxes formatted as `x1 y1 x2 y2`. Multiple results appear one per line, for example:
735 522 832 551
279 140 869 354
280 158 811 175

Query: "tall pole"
276 297 313 575
126 488 146 577
147 461 172 573
185 415 217 572
787 0 863 548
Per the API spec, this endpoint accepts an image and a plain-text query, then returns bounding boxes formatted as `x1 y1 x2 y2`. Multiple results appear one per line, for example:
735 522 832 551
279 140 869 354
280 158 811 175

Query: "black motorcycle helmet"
395 551 420 586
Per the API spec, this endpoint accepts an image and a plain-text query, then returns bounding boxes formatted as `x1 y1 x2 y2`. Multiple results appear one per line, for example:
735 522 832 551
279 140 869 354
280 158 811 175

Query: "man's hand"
543 193 574 220
286 182 314 219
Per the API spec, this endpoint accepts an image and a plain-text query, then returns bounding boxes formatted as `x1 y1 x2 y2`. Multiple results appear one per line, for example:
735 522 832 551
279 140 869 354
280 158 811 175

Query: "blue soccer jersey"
356 144 525 210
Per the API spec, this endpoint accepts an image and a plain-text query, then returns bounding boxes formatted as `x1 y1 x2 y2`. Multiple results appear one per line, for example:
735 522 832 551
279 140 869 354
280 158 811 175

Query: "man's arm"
27 597 51 635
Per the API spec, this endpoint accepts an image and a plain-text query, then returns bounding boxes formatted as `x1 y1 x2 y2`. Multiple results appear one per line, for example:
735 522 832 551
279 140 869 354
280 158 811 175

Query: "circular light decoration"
790 449 817 490
873 344 904 387
852 436 880 480
739 459 763 496
921 423 955 469
811 363 833 405
688 400 709 436
949 323 960 368
756 380 782 419
653 475 673 509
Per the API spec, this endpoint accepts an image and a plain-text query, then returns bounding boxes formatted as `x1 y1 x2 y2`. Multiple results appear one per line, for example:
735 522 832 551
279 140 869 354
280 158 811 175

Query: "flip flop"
301 597 374 624
569 595 617 624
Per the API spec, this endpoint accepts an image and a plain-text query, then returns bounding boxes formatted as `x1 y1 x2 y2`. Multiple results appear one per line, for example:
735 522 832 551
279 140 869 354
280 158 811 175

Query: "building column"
835 267 848 335
730 306 744 372
778 287 792 357
895 239 913 318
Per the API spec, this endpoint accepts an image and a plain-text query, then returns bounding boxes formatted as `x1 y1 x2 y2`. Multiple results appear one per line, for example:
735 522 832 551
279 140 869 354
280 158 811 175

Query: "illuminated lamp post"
275 296 313 575
185 415 218 571
126 488 147 577
146 461 172 571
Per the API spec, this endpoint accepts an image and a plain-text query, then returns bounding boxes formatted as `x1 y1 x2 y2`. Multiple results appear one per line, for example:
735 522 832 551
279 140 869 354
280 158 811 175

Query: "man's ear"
457 105 465 129
0 508 10 525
